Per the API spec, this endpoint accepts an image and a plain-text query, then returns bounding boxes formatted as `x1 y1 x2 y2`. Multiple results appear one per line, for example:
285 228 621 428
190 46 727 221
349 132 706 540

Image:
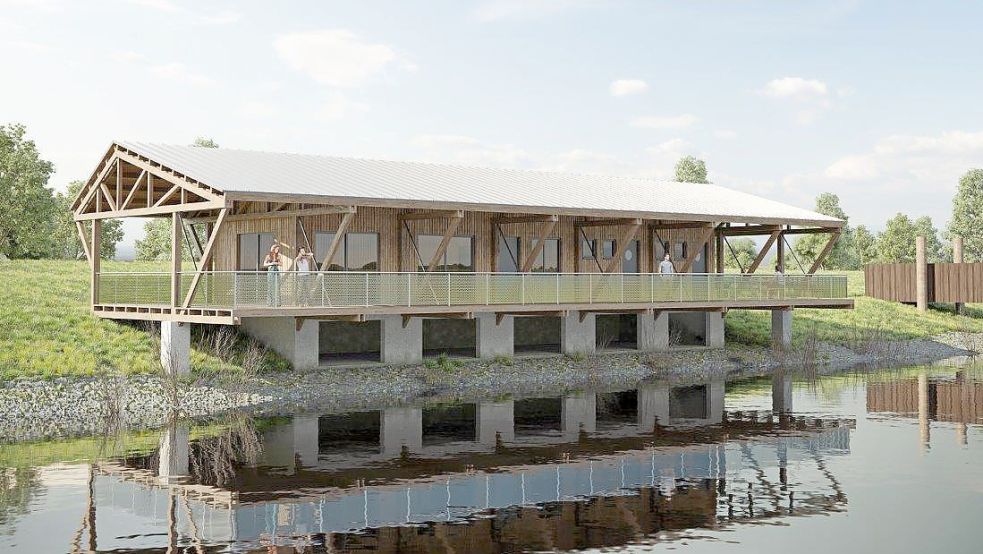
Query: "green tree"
793 192 856 269
52 180 124 259
876 213 918 262
947 168 983 262
193 137 219 148
674 156 709 184
852 224 878 267
135 218 194 261
913 215 945 262
0 124 58 258
724 237 756 270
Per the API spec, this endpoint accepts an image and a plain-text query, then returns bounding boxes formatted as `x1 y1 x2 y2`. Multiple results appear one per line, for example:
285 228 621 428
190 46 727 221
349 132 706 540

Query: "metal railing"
95 271 849 310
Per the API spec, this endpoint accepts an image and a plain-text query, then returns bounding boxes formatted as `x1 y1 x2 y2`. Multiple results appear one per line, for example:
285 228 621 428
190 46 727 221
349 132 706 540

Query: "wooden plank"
677 225 716 273
576 218 643 228
808 231 841 274
399 209 464 222
426 215 464 272
74 200 226 220
747 231 780 274
224 205 355 223
75 221 92 266
520 219 557 272
602 222 642 273
181 209 228 309
90 220 101 308
491 214 558 225
153 183 182 207
120 170 146 211
171 213 183 307
99 182 118 212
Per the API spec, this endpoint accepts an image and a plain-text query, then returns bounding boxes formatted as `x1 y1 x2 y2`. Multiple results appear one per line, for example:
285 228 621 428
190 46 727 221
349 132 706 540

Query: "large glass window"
238 232 274 270
314 231 379 271
530 238 560 272
418 235 473 272
497 235 520 272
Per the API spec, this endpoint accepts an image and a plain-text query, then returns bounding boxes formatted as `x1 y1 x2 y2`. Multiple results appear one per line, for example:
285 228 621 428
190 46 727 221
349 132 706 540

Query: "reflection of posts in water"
772 372 793 415
381 407 423 457
158 419 190 483
291 415 320 467
637 384 670 432
958 423 968 446
561 392 596 439
261 414 320 471
477 400 515 446
918 373 930 451
707 378 725 424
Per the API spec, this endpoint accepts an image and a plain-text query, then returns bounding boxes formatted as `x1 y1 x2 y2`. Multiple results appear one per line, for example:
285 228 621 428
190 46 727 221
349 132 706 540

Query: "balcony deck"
92 271 852 324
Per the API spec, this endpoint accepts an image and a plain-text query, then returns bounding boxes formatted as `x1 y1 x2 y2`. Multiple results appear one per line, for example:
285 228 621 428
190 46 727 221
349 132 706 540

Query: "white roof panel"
118 141 841 226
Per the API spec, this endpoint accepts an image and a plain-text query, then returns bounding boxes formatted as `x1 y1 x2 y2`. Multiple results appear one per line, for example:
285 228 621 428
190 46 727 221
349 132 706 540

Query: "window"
418 235 473 272
601 239 616 259
238 232 274 270
530 238 560 272
654 239 668 262
581 238 597 260
674 241 687 260
314 231 379 271
497 235 520 272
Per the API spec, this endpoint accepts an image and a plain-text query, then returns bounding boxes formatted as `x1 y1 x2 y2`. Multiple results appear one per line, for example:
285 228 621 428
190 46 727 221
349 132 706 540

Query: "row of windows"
239 232 704 272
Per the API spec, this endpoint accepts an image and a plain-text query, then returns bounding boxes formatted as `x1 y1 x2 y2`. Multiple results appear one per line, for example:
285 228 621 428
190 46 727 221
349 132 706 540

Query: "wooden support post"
603 222 642 273
807 231 841 274
426 215 464 272
76 221 92 266
320 211 356 271
677 225 716 273
916 235 927 312
715 231 724 273
91 220 101 308
181 209 228 310
747 231 780 274
953 236 964 314
776 229 785 273
520 219 558 272
171 213 183 308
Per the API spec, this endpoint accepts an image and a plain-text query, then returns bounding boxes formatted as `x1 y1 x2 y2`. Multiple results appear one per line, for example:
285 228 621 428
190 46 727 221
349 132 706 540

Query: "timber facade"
73 142 852 371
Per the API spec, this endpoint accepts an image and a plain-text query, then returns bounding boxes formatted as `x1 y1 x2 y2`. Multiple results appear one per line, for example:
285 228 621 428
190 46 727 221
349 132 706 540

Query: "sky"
2 0 982 258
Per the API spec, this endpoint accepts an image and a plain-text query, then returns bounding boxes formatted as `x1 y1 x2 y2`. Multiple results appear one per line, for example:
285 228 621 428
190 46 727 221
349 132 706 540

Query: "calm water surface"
2 363 982 553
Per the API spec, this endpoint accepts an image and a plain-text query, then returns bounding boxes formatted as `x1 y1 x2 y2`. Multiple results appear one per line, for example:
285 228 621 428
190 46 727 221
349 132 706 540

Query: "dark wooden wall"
865 262 983 303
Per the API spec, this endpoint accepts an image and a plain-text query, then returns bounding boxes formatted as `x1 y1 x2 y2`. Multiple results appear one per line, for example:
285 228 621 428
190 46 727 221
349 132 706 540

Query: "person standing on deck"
294 246 315 306
659 253 676 274
263 244 283 307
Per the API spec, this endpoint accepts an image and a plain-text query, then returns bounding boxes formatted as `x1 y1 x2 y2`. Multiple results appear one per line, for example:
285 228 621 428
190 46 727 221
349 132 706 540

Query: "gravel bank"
1 336 977 442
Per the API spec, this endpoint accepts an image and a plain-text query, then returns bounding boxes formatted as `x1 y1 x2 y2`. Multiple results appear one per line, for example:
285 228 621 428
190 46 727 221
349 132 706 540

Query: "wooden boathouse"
71 142 852 372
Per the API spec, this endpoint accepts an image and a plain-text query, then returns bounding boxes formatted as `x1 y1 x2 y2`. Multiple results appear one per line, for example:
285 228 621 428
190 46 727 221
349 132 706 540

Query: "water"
2 364 982 553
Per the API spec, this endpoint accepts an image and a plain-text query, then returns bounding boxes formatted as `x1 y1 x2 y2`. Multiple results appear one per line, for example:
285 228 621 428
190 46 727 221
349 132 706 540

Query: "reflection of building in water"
866 370 981 447
81 380 851 552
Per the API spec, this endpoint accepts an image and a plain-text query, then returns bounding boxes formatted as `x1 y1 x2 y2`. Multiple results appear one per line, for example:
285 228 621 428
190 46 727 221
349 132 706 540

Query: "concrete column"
158 420 190 483
476 313 514 359
561 392 596 439
771 308 793 349
477 400 514 446
916 236 928 312
561 311 596 356
637 383 670 432
381 407 423 457
707 378 725 424
292 415 320 467
771 372 793 414
379 315 423 365
637 312 670 352
241 317 319 370
160 321 191 376
706 311 725 349
953 236 964 314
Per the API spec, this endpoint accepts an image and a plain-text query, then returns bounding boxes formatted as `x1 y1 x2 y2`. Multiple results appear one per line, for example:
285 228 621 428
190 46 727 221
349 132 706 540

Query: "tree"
913 215 945 262
793 192 856 269
135 218 194 261
193 137 219 148
674 156 708 184
876 213 918 262
0 124 58 258
852 225 878 267
52 180 124 259
724 237 756 270
947 168 983 262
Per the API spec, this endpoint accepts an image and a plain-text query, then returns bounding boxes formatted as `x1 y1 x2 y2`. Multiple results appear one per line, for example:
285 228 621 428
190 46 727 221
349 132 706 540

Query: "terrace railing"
95 271 849 310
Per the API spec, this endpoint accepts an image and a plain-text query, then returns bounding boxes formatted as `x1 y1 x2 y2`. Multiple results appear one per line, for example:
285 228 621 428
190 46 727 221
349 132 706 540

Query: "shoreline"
1 335 977 443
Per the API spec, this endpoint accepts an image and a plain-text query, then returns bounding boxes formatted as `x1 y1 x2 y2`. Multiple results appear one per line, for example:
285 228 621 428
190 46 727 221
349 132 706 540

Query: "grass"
0 259 287 381
725 270 983 347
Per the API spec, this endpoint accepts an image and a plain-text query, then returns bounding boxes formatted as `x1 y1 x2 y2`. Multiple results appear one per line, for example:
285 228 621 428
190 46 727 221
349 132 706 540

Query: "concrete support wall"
477 400 515 446
706 312 725 348
241 317 319 370
160 321 191 376
637 312 669 352
476 313 514 359
157 420 189 483
381 407 423 457
379 315 423 365
561 392 596 439
771 308 793 349
561 312 596 356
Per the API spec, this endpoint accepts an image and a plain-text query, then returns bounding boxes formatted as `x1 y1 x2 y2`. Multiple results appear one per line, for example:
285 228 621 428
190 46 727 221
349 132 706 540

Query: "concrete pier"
379 316 423 365
241 317 319 370
561 312 596 356
771 308 793 349
477 400 515 446
381 407 423 457
637 312 670 352
476 313 514 359
157 420 190 483
561 392 596 439
160 321 190 376
706 312 725 348
772 372 793 414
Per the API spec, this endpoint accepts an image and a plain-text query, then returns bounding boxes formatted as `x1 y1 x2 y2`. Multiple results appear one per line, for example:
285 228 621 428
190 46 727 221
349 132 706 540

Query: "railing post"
407 273 412 307
365 273 370 307
620 273 624 303
447 273 452 306
233 273 238 309
588 273 593 304
521 273 526 305
320 274 326 307
650 273 654 302
556 273 560 305
485 273 490 305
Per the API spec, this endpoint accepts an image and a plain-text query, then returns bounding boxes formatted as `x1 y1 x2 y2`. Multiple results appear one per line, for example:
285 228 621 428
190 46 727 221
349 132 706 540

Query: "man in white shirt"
294 247 315 305
659 253 675 274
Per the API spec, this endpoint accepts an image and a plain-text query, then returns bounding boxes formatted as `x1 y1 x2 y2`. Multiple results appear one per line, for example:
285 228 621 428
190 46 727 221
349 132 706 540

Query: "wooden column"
776 230 785 273
715 231 724 273
90 220 101 308
916 235 927 312
171 213 183 308
953 236 964 314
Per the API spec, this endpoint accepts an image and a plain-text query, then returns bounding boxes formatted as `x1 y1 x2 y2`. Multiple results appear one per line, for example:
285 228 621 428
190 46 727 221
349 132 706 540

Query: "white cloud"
238 100 279 118
112 50 145 63
412 134 531 167
149 62 214 86
825 130 983 184
646 138 692 156
125 0 179 12
274 29 408 87
825 155 879 180
760 77 828 99
630 114 698 130
713 129 738 140
124 0 242 24
317 92 369 121
473 0 595 22
609 79 648 97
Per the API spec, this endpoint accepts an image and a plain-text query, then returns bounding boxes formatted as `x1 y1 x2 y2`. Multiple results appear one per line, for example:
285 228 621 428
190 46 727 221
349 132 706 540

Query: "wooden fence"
865 262 983 303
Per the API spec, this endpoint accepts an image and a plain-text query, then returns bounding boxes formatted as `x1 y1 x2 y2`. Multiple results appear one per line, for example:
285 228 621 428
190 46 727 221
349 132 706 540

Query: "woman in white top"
263 244 283 307
294 246 315 306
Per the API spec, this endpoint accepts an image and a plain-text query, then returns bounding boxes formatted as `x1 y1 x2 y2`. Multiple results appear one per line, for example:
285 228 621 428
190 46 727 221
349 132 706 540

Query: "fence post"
233 273 238 309
916 236 928 312
954 236 965 314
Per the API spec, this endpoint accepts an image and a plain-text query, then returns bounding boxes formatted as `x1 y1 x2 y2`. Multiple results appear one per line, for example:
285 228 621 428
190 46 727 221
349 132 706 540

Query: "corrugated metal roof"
118 141 841 226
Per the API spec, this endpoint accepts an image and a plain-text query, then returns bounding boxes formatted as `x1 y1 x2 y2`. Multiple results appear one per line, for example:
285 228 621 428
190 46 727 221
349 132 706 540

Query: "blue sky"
2 0 981 256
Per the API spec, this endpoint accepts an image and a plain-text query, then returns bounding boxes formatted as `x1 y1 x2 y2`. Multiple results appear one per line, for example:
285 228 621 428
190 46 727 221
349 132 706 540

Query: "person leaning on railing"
263 244 284 307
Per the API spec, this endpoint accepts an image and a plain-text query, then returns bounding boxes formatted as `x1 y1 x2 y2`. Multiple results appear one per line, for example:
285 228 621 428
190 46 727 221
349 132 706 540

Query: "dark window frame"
314 231 380 271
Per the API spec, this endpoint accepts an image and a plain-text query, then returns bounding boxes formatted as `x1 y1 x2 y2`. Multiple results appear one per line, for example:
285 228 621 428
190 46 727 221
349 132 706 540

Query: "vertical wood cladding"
213 206 716 273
